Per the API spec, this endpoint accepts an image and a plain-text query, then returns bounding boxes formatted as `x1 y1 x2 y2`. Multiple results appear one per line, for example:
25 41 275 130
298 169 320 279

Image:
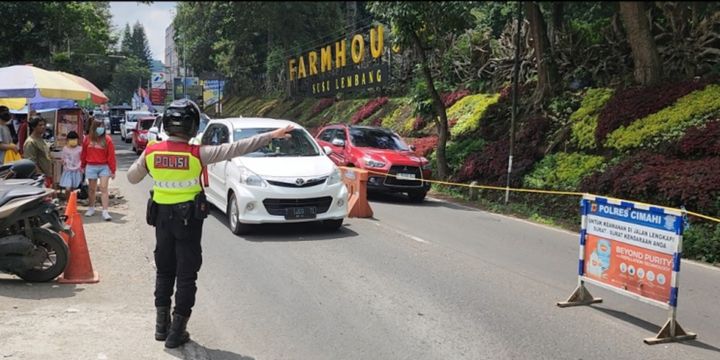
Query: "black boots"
155 307 171 341
164 313 191 349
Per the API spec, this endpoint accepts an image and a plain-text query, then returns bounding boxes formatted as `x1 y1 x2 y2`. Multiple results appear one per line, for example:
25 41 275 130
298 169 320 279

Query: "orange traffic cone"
58 191 99 284
64 190 78 217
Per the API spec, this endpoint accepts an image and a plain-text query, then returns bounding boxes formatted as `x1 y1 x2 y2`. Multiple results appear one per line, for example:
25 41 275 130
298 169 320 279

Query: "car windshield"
349 128 409 150
128 112 151 122
139 120 154 130
234 127 320 157
198 115 209 133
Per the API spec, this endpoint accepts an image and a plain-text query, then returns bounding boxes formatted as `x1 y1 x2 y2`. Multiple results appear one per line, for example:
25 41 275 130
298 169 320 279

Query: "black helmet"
163 99 200 138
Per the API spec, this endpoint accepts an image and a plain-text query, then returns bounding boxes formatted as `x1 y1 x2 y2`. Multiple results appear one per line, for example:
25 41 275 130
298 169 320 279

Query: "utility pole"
183 33 187 100
505 1 522 204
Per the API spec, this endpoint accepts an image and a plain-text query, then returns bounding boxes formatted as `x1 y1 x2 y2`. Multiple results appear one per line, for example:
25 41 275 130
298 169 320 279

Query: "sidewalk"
0 172 208 359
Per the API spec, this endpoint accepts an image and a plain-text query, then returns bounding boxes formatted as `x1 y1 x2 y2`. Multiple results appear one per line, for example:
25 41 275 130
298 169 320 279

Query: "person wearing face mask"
81 118 116 221
22 116 54 186
59 131 83 198
0 106 20 165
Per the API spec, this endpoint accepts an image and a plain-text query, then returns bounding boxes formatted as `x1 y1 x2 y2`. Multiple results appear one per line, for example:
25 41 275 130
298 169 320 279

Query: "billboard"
287 24 390 97
152 72 166 89
150 88 167 105
203 80 224 106
581 196 681 306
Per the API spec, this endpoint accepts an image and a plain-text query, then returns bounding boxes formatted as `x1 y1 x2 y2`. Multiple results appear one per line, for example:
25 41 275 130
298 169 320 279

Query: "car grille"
263 197 333 216
384 166 423 187
266 177 327 188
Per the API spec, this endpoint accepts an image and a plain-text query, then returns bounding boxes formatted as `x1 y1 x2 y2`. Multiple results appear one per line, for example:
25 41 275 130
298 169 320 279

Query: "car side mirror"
331 139 345 147
409 145 417 151
323 146 333 155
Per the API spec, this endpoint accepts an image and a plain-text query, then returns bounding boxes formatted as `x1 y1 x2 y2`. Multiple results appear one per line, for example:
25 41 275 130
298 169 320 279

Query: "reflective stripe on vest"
145 141 202 205
153 178 200 189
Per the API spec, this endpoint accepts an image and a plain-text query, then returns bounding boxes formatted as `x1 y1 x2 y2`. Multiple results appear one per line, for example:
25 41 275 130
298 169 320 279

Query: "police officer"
127 99 292 348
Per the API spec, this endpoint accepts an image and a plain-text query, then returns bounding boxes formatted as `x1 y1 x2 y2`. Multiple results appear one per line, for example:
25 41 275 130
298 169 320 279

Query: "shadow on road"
209 208 359 242
0 278 84 299
164 340 256 360
367 191 477 211
593 306 720 353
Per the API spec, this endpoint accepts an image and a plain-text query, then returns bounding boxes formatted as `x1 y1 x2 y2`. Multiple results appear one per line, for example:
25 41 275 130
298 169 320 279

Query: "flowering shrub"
445 138 485 173
441 89 471 108
605 84 720 150
580 153 720 216
676 119 720 157
382 103 414 134
351 97 389 125
456 117 550 186
570 88 614 150
411 136 438 157
412 116 426 132
448 93 501 138
310 98 335 118
370 117 383 126
595 79 708 144
523 152 606 191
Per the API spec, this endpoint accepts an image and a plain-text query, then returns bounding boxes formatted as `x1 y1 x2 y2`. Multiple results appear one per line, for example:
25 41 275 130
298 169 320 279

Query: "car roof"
212 117 304 129
138 116 156 121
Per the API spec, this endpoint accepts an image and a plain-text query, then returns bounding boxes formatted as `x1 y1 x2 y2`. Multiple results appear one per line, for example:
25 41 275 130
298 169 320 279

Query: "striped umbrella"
0 65 91 100
56 71 108 105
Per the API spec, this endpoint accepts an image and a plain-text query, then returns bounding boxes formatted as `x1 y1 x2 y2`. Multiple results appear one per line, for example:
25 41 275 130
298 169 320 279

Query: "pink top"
62 145 82 171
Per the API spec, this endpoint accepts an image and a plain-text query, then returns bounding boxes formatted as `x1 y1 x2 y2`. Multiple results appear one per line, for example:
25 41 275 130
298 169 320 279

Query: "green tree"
368 1 474 179
130 22 152 67
107 57 150 104
619 2 662 85
524 1 559 103
0 2 112 70
120 24 133 56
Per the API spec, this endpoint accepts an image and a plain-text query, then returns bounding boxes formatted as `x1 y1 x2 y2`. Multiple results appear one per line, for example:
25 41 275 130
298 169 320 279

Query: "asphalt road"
114 135 720 360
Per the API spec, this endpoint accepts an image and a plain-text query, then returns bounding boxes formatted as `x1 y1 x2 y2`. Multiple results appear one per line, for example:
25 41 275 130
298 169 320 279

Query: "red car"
316 125 431 202
131 116 157 155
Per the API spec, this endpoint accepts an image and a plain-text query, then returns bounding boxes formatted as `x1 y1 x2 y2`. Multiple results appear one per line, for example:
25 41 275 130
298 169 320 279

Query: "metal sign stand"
558 195 697 345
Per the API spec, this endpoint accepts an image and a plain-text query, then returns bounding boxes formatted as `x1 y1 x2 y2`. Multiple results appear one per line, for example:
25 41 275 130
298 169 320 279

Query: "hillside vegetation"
216 77 720 264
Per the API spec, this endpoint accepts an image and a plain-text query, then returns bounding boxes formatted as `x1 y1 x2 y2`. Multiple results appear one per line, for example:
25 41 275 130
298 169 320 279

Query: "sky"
109 1 177 63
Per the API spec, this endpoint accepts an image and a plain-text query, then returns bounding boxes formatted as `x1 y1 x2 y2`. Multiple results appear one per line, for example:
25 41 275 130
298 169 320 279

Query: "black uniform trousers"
154 202 203 317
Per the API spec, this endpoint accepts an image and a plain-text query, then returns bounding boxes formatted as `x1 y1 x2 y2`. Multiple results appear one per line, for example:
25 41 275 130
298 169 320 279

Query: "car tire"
228 192 252 235
407 190 427 203
322 218 344 231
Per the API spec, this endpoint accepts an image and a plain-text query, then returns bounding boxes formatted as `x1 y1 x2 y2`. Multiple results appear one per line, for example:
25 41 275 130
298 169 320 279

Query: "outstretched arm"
199 125 294 165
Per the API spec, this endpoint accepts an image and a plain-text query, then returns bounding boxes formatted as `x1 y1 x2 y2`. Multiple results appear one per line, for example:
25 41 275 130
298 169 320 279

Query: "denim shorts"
85 164 111 180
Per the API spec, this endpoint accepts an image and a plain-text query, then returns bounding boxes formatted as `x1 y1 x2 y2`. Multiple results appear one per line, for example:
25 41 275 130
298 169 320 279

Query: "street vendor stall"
0 65 107 188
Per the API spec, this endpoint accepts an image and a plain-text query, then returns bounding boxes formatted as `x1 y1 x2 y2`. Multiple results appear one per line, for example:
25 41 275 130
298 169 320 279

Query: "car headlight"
139 133 148 140
239 168 266 187
363 157 386 168
327 168 341 185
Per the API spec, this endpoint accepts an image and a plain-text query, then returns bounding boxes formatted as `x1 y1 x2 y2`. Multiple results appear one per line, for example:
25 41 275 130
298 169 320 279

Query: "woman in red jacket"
81 117 117 221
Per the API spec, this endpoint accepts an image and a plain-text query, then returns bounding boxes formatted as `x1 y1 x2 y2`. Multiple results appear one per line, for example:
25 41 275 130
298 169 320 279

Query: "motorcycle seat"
0 185 45 207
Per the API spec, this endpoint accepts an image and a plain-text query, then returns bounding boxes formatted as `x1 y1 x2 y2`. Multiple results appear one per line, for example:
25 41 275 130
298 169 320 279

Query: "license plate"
396 173 416 180
285 206 317 220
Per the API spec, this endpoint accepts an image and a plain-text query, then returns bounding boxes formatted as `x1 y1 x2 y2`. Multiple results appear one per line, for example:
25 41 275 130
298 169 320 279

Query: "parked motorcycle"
0 160 70 282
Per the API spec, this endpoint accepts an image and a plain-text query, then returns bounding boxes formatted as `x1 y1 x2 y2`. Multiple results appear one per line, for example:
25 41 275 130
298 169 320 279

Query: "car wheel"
322 218 344 231
407 190 427 203
228 192 252 235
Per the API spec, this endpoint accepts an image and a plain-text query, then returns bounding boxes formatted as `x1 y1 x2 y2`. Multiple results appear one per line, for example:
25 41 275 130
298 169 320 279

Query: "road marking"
371 221 429 244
